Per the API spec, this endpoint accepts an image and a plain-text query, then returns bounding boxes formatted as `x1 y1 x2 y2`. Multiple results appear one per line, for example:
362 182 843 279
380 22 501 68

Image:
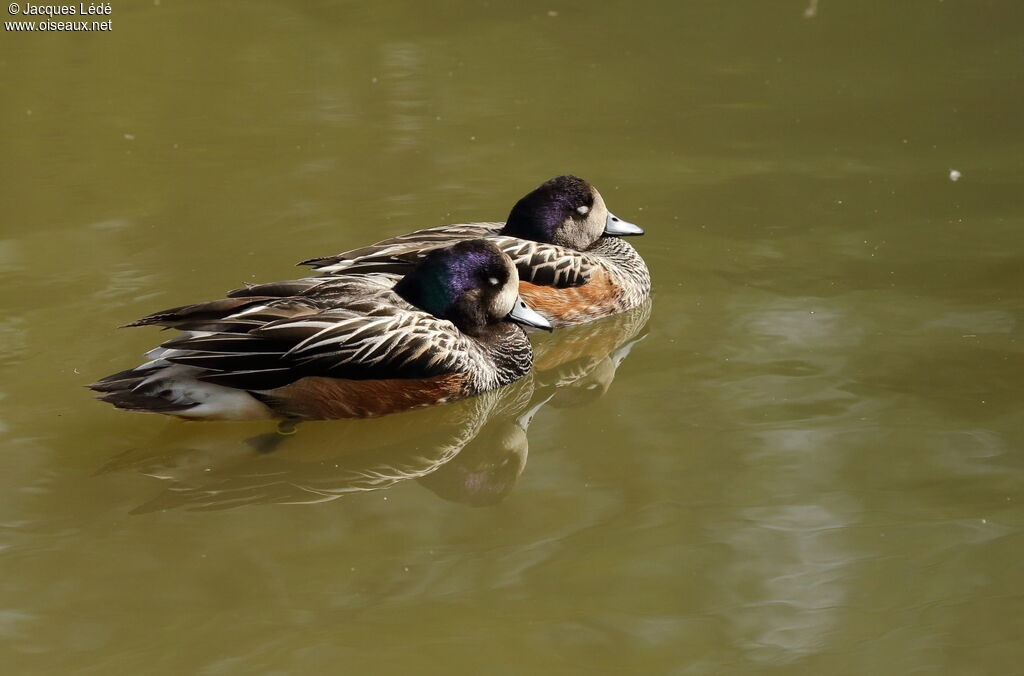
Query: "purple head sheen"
503 175 593 243
394 240 502 318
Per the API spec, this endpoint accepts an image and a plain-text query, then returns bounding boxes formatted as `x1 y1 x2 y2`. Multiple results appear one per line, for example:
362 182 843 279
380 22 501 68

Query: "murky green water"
3 1 1023 673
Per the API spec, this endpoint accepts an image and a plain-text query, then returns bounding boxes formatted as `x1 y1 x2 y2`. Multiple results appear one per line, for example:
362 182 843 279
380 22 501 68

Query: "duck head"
502 175 644 250
394 239 552 336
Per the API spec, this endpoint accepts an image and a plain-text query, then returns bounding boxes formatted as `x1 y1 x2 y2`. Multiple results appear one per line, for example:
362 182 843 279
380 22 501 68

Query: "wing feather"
160 305 471 389
132 272 473 391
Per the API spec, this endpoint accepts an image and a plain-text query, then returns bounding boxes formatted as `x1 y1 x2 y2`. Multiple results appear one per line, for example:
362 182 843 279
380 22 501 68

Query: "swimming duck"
300 175 651 327
90 240 551 421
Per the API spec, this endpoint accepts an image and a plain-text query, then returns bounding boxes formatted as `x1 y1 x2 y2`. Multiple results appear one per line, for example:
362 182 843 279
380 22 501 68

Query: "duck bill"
604 212 644 236
508 296 553 332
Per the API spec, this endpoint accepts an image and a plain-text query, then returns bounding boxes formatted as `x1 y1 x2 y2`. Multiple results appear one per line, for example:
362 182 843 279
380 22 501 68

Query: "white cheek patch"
577 205 590 215
490 263 520 318
492 281 518 318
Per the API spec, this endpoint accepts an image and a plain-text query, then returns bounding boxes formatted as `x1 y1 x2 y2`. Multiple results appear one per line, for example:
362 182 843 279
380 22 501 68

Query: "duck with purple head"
90 240 550 421
300 175 650 327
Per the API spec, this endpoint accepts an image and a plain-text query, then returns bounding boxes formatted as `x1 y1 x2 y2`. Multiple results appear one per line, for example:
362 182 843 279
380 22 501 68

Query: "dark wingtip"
87 367 146 392
95 390 198 414
226 283 255 298
120 315 169 328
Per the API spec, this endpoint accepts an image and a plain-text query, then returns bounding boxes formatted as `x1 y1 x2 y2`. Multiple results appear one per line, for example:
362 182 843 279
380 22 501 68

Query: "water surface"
2 1 1023 673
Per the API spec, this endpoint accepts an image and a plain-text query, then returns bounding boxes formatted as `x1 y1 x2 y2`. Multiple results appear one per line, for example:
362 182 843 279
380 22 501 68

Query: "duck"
89 240 551 421
300 175 651 327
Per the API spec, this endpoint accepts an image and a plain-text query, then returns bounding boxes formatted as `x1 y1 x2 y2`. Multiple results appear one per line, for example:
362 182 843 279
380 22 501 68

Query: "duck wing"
124 276 396 330
161 301 473 391
121 275 473 389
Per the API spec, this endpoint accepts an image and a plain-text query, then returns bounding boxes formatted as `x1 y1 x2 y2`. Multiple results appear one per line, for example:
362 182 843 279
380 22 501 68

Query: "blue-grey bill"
508 296 553 331
604 212 645 236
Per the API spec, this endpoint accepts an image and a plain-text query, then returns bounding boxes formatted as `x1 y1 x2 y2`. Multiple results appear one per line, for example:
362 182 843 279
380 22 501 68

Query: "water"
3 1 1023 673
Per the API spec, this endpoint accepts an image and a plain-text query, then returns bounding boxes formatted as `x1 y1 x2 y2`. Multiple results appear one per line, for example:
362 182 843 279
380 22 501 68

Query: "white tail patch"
135 363 273 419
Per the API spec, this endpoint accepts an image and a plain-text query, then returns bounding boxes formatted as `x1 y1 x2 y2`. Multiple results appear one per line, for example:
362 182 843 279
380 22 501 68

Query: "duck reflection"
416 389 550 507
102 300 651 512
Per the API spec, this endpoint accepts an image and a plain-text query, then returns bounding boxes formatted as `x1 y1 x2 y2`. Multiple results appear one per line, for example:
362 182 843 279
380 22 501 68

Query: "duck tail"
87 363 201 415
88 360 273 419
94 389 201 415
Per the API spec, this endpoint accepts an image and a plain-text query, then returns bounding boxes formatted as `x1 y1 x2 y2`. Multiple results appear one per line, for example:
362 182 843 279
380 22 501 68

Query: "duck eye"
576 205 590 215
487 276 500 286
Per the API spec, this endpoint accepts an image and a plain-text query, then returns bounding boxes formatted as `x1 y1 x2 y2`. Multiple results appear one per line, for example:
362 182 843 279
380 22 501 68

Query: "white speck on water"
123 133 135 140
949 169 962 181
